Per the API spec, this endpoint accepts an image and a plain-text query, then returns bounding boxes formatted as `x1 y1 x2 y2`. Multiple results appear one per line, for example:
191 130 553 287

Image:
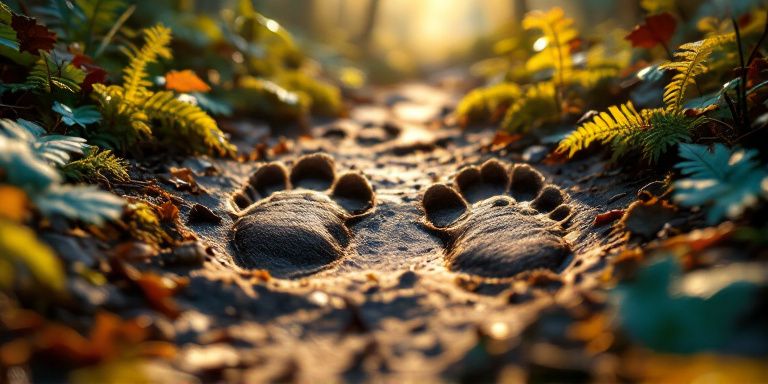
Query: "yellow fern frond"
523 7 578 85
454 82 522 126
659 34 734 112
557 101 647 157
141 91 236 156
92 83 152 147
122 24 172 101
501 82 559 133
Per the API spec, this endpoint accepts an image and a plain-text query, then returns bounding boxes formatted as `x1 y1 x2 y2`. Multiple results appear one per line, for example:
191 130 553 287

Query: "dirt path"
66 82 649 382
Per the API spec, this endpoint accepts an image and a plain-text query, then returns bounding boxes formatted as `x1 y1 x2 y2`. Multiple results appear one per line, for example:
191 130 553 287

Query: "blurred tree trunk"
511 0 528 32
359 0 380 45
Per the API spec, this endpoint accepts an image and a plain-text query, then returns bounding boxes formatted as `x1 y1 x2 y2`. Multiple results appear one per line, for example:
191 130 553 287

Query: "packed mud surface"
46 82 650 382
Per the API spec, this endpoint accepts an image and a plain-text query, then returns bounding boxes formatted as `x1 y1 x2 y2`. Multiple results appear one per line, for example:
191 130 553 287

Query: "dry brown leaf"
157 201 179 223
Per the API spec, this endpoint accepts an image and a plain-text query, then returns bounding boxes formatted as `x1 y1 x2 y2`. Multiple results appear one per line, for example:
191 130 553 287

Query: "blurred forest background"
254 0 644 80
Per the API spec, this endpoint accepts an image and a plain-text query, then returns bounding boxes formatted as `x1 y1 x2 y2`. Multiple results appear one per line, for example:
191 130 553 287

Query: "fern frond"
570 67 620 88
454 82 522 126
0 133 124 225
659 34 734 112
34 185 124 225
62 147 129 183
276 72 342 116
91 83 152 150
557 101 647 157
26 52 86 94
636 110 698 163
122 24 172 101
141 91 236 156
674 144 768 223
501 82 560 133
0 119 87 166
523 7 577 84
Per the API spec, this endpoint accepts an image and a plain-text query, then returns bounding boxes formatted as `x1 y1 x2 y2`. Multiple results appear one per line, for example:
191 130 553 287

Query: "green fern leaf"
34 185 124 225
26 51 86 94
674 143 768 223
638 110 697 163
0 119 87 166
0 135 60 191
0 22 18 51
62 147 129 183
52 101 102 128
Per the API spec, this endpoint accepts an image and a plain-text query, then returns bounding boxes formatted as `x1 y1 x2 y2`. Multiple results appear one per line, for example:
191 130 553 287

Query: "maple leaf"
164 69 211 93
10 14 56 54
625 12 677 49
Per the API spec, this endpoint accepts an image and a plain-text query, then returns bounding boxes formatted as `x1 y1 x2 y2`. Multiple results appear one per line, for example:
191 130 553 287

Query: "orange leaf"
165 70 211 93
593 209 625 226
490 132 522 151
0 186 28 222
157 201 179 223
625 12 677 49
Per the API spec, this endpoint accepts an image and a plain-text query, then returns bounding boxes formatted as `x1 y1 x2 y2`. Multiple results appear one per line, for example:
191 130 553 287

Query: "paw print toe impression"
422 159 573 278
231 153 375 278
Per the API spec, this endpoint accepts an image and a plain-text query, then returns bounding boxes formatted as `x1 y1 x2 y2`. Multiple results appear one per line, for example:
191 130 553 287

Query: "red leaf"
10 14 56 54
625 12 677 49
593 209 625 226
72 54 107 93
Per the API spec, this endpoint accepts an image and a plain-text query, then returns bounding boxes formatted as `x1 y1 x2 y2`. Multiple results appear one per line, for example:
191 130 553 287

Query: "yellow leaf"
0 220 65 291
164 69 211 93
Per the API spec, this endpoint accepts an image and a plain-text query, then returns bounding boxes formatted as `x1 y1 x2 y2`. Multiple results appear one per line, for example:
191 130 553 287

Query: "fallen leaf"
0 186 28 222
10 14 56 54
187 204 222 224
625 12 677 49
593 209 625 226
156 201 179 223
165 70 211 93
112 241 157 261
167 167 202 194
620 197 677 239
490 132 522 151
134 272 188 319
270 137 292 156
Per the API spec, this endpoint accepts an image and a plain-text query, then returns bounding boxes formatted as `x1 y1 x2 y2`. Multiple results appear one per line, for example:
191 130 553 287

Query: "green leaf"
0 135 60 192
0 22 18 51
674 143 768 223
26 51 86 94
0 118 87 166
53 101 102 127
34 185 124 225
612 256 758 353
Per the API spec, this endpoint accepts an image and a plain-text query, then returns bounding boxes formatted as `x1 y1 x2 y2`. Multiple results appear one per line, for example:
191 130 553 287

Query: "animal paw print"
421 159 572 277
231 153 375 278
